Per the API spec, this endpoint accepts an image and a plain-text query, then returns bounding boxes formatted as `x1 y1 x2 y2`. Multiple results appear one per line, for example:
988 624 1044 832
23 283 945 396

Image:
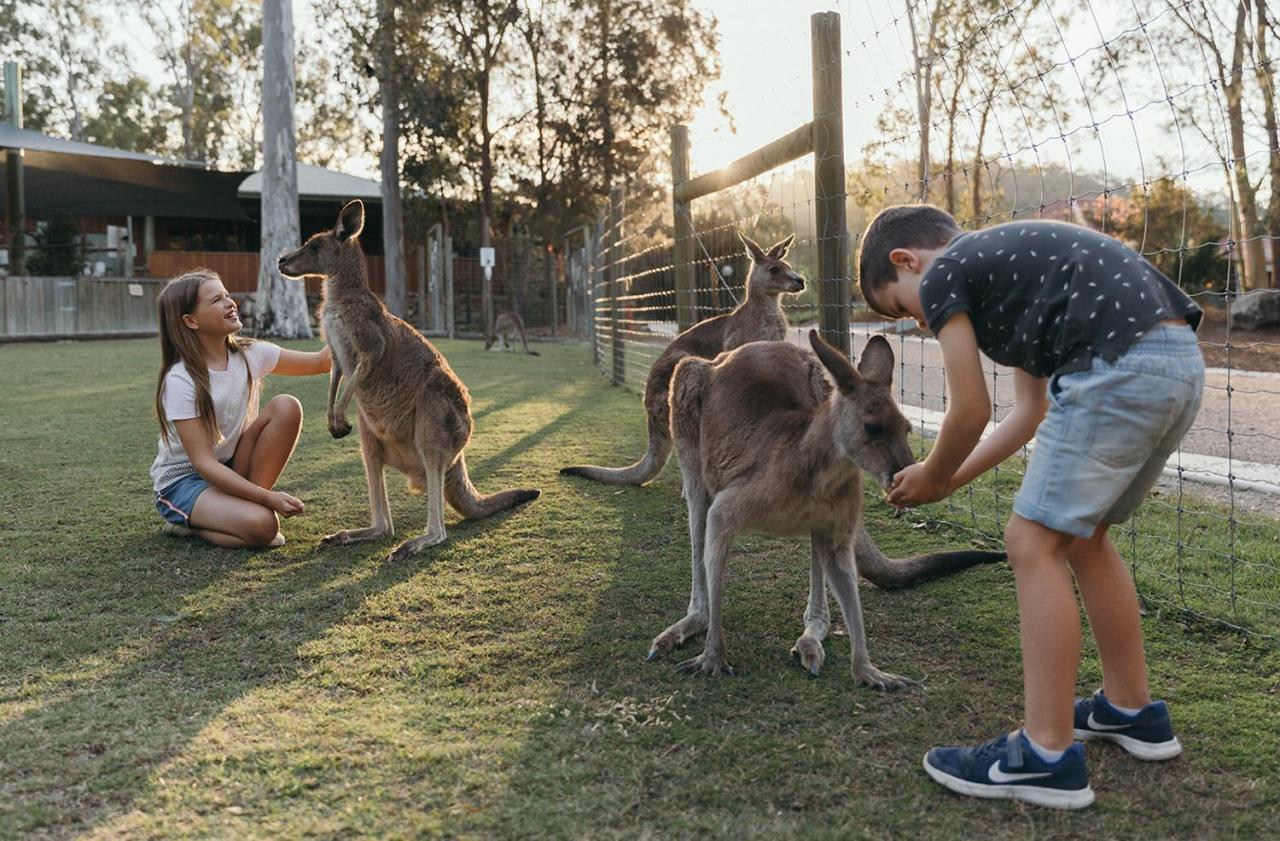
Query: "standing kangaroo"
277 200 539 560
649 332 968 688
561 232 798 485
485 311 539 355
563 232 1001 589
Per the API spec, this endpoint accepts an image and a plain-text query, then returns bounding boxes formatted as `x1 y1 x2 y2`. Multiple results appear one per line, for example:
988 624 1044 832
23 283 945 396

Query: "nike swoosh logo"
1087 711 1132 731
987 761 1054 783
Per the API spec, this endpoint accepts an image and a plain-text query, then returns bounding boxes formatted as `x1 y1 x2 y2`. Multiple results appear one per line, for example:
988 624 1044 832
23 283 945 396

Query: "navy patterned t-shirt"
919 220 1202 377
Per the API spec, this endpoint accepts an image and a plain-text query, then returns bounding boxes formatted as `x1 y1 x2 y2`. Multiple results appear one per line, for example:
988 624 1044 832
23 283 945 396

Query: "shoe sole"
1073 729 1182 761
922 755 1096 810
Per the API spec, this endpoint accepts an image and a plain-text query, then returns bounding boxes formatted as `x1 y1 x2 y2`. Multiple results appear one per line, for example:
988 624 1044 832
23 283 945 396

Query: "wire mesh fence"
579 3 1280 644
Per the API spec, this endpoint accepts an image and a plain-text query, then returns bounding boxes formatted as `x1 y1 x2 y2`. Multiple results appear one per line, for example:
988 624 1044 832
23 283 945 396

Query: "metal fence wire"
579 3 1280 645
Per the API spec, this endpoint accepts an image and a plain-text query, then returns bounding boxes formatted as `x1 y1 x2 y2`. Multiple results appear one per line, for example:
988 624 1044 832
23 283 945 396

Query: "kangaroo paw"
791 635 826 677
328 419 353 439
646 614 707 662
676 653 736 677
853 662 921 692
387 530 447 562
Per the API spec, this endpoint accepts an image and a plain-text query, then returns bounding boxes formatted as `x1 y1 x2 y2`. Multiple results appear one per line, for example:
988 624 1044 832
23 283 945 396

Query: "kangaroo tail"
559 415 672 485
445 453 540 519
518 323 539 355
854 524 1005 589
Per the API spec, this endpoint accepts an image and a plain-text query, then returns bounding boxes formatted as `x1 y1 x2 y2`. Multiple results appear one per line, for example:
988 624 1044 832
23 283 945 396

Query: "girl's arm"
173 419 304 516
946 368 1048 492
272 345 331 376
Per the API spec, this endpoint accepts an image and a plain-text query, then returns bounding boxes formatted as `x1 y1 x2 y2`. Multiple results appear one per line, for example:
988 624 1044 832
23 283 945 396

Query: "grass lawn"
1 336 1277 839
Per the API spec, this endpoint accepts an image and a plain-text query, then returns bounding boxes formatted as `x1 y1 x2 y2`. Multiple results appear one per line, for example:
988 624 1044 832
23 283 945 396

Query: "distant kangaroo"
485 311 539 355
563 232 1001 590
277 200 539 560
649 332 992 688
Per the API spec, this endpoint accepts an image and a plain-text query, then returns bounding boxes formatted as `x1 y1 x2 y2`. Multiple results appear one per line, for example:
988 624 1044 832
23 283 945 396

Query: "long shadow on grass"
0 457 551 839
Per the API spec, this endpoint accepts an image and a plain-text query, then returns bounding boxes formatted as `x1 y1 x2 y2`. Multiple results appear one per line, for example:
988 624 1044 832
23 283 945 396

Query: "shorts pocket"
1084 376 1179 469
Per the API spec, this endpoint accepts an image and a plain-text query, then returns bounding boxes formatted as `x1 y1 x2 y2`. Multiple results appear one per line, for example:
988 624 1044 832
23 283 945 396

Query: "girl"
150 269 330 548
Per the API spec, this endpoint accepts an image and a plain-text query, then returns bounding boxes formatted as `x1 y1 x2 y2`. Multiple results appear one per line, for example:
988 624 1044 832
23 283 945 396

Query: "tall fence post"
5 61 26 277
811 11 850 355
549 245 559 337
670 125 697 333
444 234 455 339
416 242 426 331
607 186 625 385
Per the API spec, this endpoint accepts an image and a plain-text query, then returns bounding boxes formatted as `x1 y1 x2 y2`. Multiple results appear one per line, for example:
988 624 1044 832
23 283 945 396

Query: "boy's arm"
888 313 990 506
272 345 332 376
947 368 1047 492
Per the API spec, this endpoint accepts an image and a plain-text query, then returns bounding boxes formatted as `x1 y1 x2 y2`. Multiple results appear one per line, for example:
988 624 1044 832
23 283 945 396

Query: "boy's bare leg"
1068 524 1151 710
1004 513 1079 751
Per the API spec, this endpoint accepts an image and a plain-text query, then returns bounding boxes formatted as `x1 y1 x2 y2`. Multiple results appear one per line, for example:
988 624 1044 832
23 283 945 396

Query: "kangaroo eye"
864 424 885 437
768 266 780 275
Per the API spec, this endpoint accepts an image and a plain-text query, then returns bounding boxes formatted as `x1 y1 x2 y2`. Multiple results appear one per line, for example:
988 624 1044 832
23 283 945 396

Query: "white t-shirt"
150 342 282 492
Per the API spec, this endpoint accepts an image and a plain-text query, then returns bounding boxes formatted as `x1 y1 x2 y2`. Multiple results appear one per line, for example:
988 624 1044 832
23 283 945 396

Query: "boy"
859 205 1203 809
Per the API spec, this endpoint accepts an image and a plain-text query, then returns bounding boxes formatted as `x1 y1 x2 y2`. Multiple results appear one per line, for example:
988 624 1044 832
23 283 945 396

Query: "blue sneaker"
1073 690 1182 760
923 730 1095 809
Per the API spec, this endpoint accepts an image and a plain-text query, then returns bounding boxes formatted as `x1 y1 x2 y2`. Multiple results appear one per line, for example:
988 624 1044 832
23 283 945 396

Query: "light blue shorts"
1013 323 1204 539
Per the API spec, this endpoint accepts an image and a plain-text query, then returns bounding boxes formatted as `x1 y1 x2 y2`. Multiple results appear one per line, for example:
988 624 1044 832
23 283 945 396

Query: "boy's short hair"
857 205 962 312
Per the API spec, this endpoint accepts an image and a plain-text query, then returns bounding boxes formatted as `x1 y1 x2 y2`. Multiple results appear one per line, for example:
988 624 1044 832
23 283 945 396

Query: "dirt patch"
1193 303 1280 372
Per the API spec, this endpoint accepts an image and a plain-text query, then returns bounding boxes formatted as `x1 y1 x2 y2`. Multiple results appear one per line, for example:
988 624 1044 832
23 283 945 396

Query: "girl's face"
181 279 241 337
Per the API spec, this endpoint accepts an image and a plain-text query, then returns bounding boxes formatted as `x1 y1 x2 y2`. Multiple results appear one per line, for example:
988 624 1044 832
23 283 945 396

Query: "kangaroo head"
277 199 365 279
808 330 915 488
740 232 804 297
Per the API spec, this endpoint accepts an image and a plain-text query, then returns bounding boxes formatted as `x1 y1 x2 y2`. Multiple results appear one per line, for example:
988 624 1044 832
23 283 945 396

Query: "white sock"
1023 731 1066 763
1109 701 1143 717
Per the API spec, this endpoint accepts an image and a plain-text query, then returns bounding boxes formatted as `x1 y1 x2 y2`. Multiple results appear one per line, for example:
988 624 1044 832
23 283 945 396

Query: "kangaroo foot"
328 418 353 439
853 661 920 692
676 652 736 677
791 635 826 677
646 613 707 662
387 529 447 562
319 526 390 549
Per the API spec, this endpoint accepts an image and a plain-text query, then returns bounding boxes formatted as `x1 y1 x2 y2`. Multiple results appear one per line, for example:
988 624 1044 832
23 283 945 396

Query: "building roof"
238 163 382 202
0 123 209 167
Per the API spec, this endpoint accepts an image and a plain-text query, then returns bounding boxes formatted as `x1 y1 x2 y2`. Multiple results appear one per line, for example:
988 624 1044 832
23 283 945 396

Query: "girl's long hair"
155 269 252 446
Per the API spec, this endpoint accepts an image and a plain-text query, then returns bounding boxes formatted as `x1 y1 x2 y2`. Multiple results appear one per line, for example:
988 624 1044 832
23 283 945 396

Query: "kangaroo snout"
790 276 806 292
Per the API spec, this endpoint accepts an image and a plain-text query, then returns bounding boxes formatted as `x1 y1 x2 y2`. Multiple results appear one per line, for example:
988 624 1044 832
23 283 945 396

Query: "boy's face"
868 245 945 330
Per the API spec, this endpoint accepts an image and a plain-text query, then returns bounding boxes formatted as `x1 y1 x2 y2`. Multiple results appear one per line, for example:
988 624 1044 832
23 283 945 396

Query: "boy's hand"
888 463 951 508
267 491 305 517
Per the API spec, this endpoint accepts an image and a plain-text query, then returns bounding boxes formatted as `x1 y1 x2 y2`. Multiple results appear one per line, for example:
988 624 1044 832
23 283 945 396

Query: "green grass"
0 337 1277 839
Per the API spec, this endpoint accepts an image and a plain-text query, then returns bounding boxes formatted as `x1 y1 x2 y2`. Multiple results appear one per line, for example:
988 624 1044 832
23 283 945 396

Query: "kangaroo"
485 311 539 355
561 232 798 485
648 331 976 689
277 200 540 561
563 232 1001 590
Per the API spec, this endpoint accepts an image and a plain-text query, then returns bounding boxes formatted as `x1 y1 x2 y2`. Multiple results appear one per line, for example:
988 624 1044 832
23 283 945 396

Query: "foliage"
26 209 84 276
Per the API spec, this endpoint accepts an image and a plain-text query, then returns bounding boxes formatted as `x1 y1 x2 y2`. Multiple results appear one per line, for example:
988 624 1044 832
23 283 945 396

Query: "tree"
254 0 312 338
80 70 173 154
132 0 262 165
27 210 83 276
377 0 407 318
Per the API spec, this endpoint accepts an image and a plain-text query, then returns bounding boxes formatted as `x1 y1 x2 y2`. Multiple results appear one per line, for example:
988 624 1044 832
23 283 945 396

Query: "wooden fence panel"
1 276 166 338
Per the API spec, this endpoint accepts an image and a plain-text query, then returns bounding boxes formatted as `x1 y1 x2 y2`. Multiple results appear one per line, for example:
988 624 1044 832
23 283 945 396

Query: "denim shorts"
154 461 230 526
1012 323 1204 539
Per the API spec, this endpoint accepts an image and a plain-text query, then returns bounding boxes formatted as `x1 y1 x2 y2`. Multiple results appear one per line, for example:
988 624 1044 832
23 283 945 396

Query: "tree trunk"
1225 0 1266 291
1255 0 1280 286
971 104 991 220
944 62 962 216
598 0 614 190
479 64 494 336
378 0 406 317
255 0 312 338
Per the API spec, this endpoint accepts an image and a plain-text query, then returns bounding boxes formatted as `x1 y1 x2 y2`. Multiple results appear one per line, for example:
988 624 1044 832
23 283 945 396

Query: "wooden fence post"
416 242 426 330
670 125 697 333
811 11 850 355
549 245 559 338
444 234 455 339
608 186 625 385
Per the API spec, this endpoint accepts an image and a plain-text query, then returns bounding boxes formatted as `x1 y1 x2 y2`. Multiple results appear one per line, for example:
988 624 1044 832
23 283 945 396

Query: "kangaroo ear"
766 234 795 260
335 200 365 242
857 335 895 385
808 329 862 394
739 232 767 264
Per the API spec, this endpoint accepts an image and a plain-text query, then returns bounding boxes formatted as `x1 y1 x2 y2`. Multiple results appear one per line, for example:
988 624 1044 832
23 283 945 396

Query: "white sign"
128 283 144 297
479 247 496 268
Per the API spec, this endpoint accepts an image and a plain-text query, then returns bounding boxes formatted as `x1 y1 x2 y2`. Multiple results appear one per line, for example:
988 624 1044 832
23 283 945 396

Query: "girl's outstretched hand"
267 491 305 517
